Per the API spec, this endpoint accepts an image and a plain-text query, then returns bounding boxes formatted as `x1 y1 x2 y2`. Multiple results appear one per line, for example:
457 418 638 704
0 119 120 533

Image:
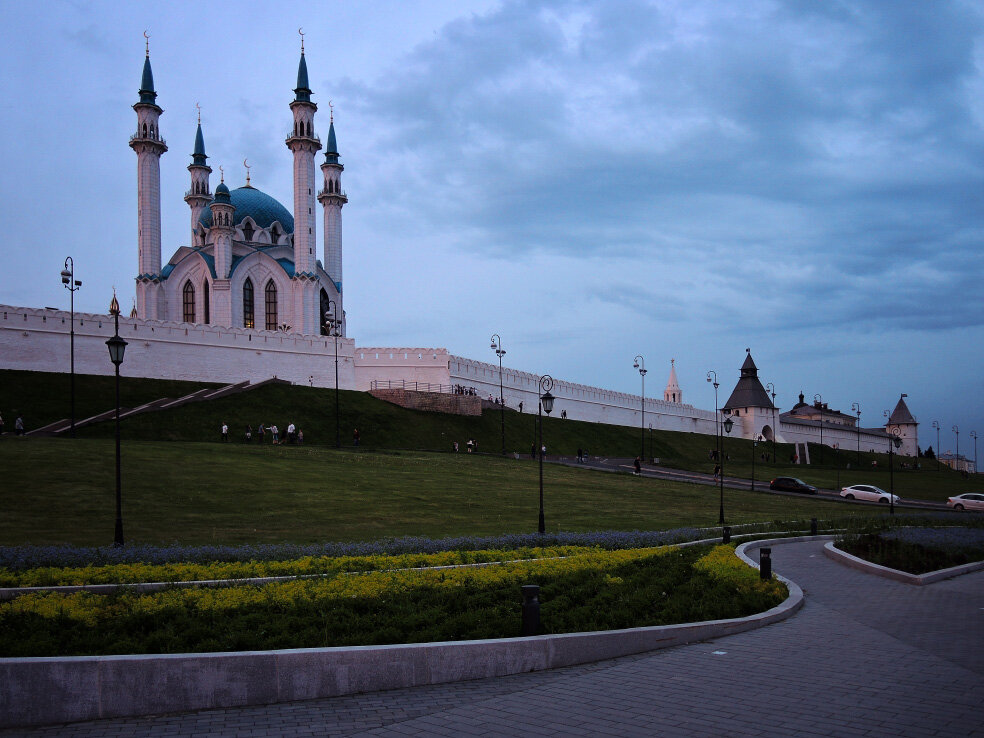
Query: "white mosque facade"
0 40 918 456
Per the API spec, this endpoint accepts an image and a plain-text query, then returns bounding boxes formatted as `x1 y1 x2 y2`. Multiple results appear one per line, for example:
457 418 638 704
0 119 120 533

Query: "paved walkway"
4 540 982 737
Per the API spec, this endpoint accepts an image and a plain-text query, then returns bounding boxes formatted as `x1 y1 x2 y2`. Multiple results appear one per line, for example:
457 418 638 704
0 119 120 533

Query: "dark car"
769 477 818 494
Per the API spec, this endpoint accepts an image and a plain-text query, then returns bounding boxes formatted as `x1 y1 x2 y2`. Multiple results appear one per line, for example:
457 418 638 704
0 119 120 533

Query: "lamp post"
751 435 758 492
105 294 128 547
648 422 653 464
932 420 941 471
633 356 647 464
766 382 777 466
970 431 978 474
721 413 734 524
953 425 960 466
60 257 82 437
707 371 720 489
537 375 555 534
491 334 506 455
888 428 902 516
851 402 861 467
324 302 341 449
814 393 824 464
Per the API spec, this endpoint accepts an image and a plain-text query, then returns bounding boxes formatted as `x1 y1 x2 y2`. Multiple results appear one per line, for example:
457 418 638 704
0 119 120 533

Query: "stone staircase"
29 378 290 436
369 388 483 416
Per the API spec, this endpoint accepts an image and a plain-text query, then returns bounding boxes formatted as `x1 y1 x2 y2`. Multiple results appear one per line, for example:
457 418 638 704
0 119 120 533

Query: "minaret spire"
319 100 347 331
131 33 167 320
185 104 212 246
286 34 322 335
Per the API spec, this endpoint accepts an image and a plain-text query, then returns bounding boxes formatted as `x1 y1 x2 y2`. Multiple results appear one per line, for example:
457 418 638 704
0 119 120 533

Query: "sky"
1 0 982 458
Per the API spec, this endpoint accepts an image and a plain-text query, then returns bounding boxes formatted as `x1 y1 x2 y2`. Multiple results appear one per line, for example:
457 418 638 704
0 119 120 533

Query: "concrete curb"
0 540 809 730
823 541 984 585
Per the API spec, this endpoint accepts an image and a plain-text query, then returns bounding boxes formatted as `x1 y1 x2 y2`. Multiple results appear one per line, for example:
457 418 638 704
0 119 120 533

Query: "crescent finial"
298 27 305 53
219 164 224 182
143 30 150 57
196 102 201 124
243 158 251 186
328 99 334 123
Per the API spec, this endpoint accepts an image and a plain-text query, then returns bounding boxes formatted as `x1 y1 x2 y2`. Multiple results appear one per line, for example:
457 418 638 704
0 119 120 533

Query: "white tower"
130 37 168 320
318 106 347 334
285 37 322 334
664 359 682 403
208 171 235 327
184 108 211 247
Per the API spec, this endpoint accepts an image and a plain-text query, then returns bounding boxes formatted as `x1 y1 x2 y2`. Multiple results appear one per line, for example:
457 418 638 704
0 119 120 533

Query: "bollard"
722 525 731 543
759 547 772 580
810 518 818 535
521 584 541 636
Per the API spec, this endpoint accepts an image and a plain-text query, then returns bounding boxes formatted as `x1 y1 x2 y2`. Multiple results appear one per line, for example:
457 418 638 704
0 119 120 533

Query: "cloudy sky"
1 0 982 455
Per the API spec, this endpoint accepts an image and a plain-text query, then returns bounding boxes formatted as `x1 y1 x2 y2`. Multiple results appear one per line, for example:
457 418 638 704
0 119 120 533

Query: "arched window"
202 279 210 324
243 278 254 329
270 224 279 244
182 281 195 323
306 120 312 137
142 122 148 137
320 288 331 335
264 280 277 331
242 221 254 242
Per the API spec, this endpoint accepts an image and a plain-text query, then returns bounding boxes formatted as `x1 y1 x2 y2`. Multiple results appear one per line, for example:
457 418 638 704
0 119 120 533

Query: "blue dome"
199 185 294 232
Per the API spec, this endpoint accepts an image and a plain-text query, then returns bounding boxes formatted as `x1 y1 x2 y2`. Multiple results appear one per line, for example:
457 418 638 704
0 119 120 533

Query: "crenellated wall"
447 356 719 434
0 304 355 389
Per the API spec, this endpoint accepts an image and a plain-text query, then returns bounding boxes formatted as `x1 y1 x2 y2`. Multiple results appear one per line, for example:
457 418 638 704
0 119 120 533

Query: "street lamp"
706 370 720 472
537 375 555 534
931 420 941 471
721 413 734 524
851 402 861 467
633 356 647 464
60 257 82 437
766 381 777 466
953 425 960 465
324 301 341 449
971 431 978 475
491 334 506 455
105 293 127 547
648 422 653 465
751 434 759 492
888 428 902 516
814 393 824 464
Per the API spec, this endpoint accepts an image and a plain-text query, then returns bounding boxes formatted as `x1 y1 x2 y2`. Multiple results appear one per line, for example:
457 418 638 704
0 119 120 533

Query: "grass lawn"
0 438 876 546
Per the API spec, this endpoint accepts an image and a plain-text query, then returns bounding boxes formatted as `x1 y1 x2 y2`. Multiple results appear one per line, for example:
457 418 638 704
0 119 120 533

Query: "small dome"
200 185 294 232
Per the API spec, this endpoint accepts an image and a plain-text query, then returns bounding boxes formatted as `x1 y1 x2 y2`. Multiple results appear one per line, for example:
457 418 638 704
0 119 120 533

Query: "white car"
947 493 984 511
840 484 900 505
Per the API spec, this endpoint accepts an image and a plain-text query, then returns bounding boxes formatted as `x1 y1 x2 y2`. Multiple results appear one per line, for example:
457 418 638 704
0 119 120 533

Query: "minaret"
318 103 347 333
184 106 211 246
130 33 168 320
284 33 322 334
664 359 682 404
208 170 235 327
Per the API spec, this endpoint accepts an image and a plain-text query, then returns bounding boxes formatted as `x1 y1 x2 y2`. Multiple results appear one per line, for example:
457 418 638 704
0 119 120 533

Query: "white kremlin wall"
0 305 355 389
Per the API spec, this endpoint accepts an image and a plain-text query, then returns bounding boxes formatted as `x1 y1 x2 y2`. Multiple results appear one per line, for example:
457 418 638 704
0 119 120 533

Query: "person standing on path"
14 415 24 436
634 457 642 475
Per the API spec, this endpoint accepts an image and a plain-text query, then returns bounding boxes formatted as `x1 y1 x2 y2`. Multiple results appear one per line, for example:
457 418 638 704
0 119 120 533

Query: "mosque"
0 37 918 458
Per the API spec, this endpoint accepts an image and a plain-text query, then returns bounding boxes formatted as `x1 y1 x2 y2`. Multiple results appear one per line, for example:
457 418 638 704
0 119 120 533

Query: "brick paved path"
4 540 982 737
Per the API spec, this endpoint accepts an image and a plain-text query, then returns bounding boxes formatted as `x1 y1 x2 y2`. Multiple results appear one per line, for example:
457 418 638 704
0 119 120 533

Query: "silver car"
840 484 900 505
947 493 984 511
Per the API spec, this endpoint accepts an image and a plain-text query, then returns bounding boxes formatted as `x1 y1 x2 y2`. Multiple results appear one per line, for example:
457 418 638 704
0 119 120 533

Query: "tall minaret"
130 33 168 320
318 104 347 333
209 170 235 328
664 359 682 404
184 106 211 247
284 32 322 334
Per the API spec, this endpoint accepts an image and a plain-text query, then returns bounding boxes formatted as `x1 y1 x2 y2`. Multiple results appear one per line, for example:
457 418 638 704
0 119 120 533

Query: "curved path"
4 540 982 738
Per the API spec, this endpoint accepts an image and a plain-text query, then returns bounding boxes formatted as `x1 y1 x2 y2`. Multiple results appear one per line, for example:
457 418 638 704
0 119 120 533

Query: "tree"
924 445 936 460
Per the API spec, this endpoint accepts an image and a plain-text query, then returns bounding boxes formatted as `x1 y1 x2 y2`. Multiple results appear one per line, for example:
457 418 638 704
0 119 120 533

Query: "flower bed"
836 526 984 574
0 545 786 657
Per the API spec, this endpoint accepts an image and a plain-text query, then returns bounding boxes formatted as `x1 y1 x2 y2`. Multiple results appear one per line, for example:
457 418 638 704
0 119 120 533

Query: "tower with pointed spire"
184 107 212 246
285 34 322 335
663 359 682 403
318 104 347 333
722 349 778 441
130 34 168 320
885 394 918 457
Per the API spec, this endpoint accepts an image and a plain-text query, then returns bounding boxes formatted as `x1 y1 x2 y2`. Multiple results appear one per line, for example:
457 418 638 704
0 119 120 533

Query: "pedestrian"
221 422 229 442
634 457 641 475
541 444 546 458
577 447 583 463
271 424 279 444
453 440 459 453
258 423 265 443
287 422 296 444
297 429 304 445
518 401 523 413
467 439 474 453
14 415 25 436
353 428 360 446
245 424 252 442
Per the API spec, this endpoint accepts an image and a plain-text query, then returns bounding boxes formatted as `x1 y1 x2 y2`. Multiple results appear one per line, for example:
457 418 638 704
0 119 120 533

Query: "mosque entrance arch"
762 425 774 442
